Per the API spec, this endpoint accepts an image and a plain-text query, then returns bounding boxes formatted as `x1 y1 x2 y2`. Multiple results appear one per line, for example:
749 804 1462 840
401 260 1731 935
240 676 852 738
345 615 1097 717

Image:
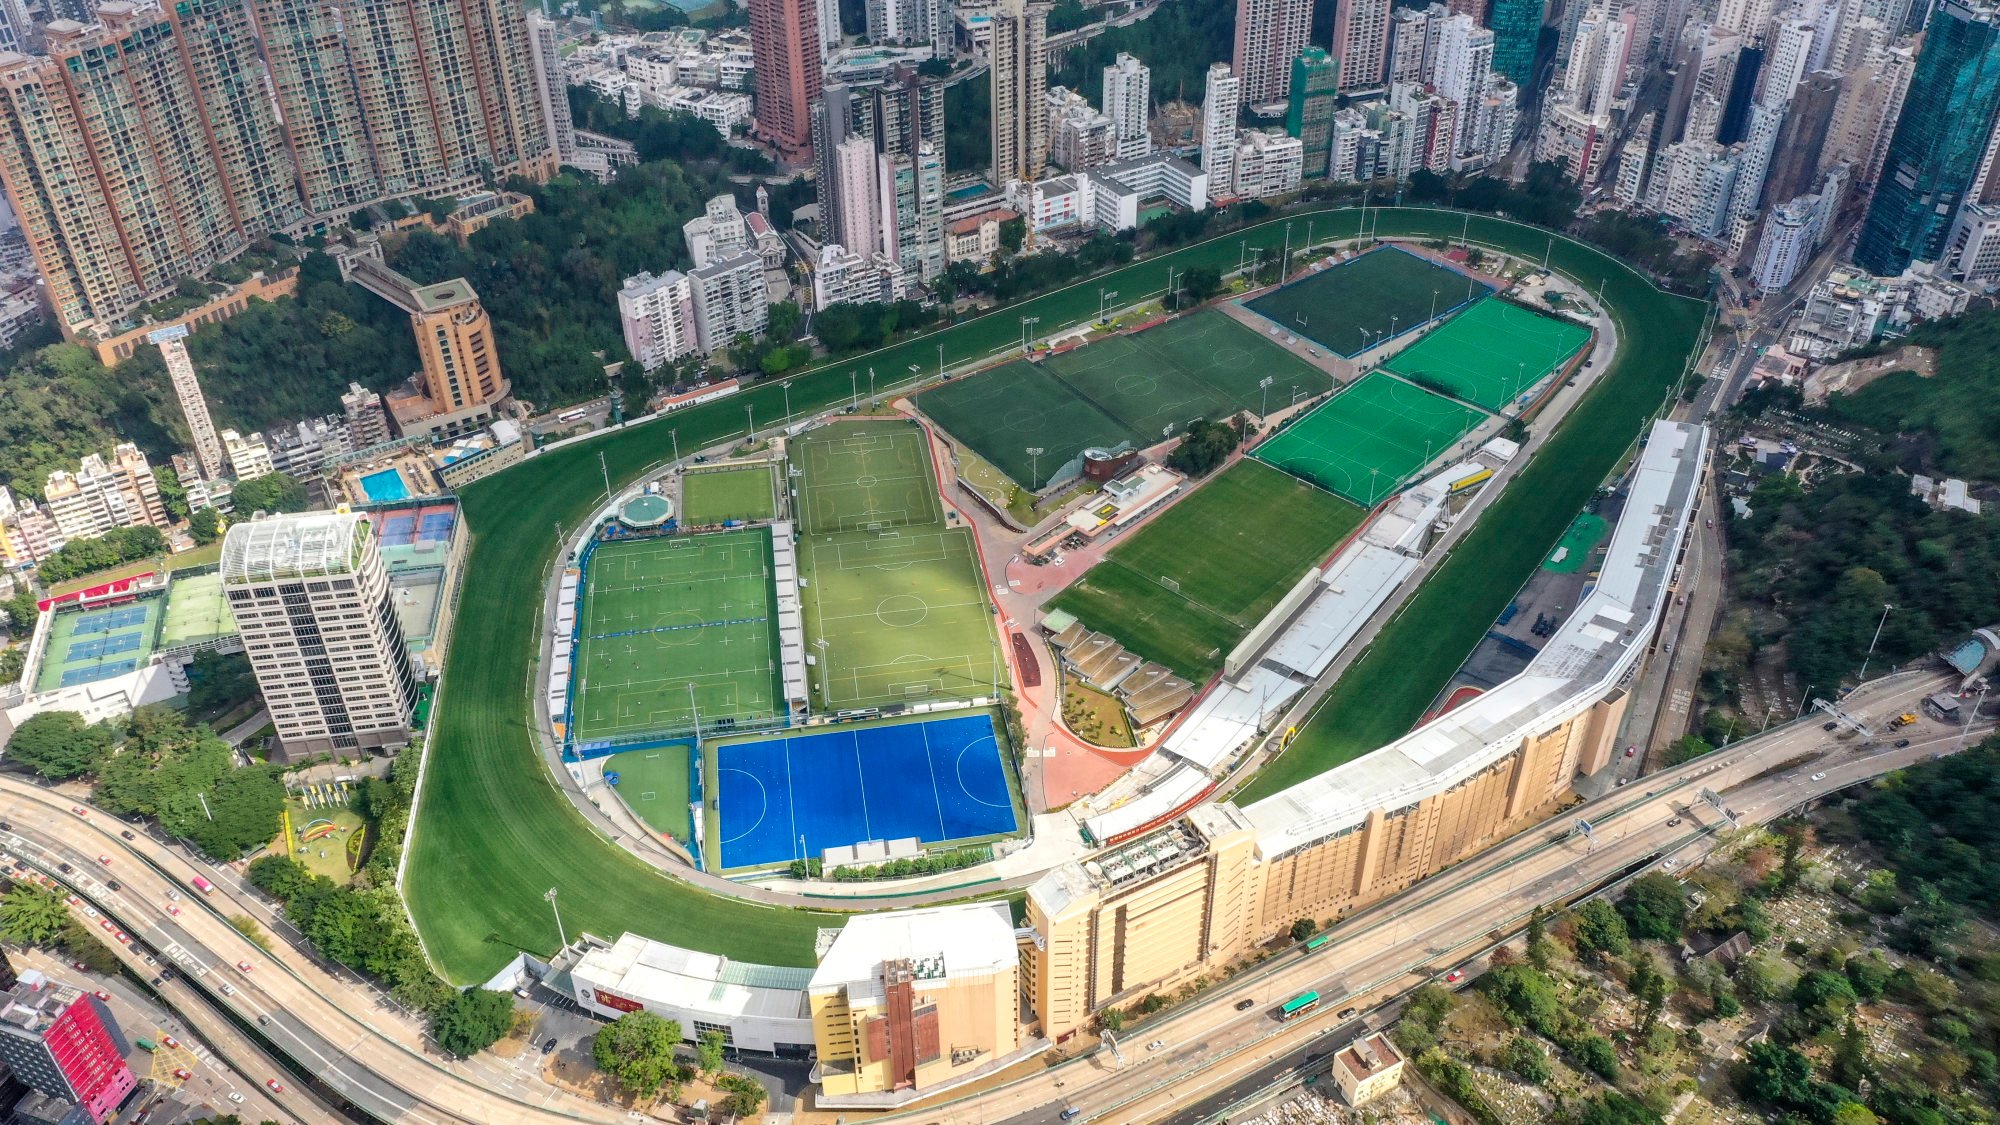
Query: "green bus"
1304 934 1332 954
1279 991 1320 1021
135 1038 157 1052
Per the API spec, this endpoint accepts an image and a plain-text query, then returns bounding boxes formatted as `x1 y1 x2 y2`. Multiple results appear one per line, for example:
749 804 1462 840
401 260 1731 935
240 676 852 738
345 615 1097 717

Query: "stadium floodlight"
1020 316 1041 355
1259 375 1275 417
1027 447 1045 487
545 887 568 951
850 370 859 410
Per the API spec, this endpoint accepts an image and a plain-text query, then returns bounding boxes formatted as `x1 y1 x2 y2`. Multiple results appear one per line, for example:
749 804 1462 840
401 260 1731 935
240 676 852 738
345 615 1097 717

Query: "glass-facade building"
1286 47 1341 178
1855 0 2000 274
1487 0 1540 86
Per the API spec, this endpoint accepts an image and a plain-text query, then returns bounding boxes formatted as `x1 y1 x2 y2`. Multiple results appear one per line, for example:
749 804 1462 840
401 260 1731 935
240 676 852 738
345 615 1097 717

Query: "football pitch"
1383 298 1593 411
1048 460 1365 681
1245 245 1491 358
793 421 1004 709
569 529 782 746
920 310 1334 489
1254 372 1490 506
681 465 777 525
605 744 693 841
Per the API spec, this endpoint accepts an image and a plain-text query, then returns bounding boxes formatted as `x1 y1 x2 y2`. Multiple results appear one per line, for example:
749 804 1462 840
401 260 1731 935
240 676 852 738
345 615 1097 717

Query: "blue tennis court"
72 606 148 635
715 713 1018 869
60 659 138 688
67 632 143 660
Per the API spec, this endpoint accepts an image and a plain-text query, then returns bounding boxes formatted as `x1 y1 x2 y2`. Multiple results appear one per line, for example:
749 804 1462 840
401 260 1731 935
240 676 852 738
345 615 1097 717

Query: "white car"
1146 1040 1165 1051
1810 772 1827 782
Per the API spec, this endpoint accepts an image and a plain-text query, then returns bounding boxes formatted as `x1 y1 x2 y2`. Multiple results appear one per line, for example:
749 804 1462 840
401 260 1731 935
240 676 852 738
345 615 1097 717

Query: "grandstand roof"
1245 420 1709 859
566 932 810 1023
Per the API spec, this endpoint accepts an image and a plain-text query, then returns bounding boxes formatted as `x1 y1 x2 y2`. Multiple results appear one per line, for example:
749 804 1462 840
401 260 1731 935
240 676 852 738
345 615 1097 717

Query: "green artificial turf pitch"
606 745 693 841
680 465 777 525
1047 460 1365 681
1253 372 1490 506
1382 297 1593 412
795 419 945 534
569 529 781 745
918 310 1333 489
1542 512 1608 573
1245 245 1490 358
793 421 1003 708
401 210 1702 982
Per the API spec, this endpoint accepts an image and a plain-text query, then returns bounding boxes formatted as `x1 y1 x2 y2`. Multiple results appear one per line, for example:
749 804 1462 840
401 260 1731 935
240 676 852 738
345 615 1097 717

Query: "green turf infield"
1048 460 1365 680
1383 297 1592 411
1253 372 1490 506
919 310 1333 489
402 209 1703 982
570 529 780 745
680 465 777 525
1245 245 1488 358
793 421 1004 708
606 744 693 841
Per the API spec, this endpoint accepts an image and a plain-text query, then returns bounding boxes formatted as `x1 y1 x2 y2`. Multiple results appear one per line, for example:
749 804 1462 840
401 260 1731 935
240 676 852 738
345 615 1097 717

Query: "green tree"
5 711 116 779
1289 917 1318 942
1843 952 1890 1001
1571 900 1631 962
0 883 72 947
230 472 308 514
188 506 222 545
592 1010 688 1099
1501 1035 1549 1084
1181 265 1223 305
1101 1008 1124 1033
695 1028 727 1077
1573 1034 1619 1080
1577 1091 1662 1125
1620 874 1688 941
1165 417 1242 478
430 989 516 1057
997 216 1026 256
714 1073 768 1118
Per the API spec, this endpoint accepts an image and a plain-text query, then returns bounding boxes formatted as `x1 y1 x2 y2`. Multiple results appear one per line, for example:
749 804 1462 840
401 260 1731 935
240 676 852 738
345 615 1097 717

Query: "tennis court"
681 465 778 525
1245 245 1491 358
605 744 694 841
569 528 782 746
1383 298 1592 411
1254 372 1490 506
919 310 1333 489
36 598 162 692
714 712 1018 869
793 422 1004 709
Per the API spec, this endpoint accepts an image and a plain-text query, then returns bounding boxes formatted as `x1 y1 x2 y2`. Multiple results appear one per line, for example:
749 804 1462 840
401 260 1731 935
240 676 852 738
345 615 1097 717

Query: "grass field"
1383 298 1593 411
680 466 777 525
1253 373 1490 505
606 745 693 841
1048 460 1365 680
569 530 780 746
1245 245 1490 358
794 421 1003 709
919 310 1333 489
404 207 1704 982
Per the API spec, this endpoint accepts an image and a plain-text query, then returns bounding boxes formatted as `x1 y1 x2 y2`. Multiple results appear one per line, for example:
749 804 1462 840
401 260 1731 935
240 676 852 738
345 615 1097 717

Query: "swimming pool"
360 469 411 503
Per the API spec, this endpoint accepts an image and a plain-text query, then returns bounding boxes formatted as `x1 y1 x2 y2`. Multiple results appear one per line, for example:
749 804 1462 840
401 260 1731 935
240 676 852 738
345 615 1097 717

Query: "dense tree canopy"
33 525 166 585
593 1010 690 1099
229 472 309 515
430 989 517 1057
94 710 285 859
6 711 118 779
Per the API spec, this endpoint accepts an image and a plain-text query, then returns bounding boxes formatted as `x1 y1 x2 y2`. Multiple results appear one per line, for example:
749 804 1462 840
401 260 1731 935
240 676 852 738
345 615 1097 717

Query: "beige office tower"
1023 805 1261 1042
221 510 419 759
251 0 382 214
989 0 1050 183
411 280 506 412
41 444 168 539
809 903 1026 1104
1233 0 1313 103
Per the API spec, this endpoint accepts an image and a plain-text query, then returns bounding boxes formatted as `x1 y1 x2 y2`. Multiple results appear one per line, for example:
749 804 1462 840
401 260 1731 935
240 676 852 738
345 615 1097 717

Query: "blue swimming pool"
360 469 411 502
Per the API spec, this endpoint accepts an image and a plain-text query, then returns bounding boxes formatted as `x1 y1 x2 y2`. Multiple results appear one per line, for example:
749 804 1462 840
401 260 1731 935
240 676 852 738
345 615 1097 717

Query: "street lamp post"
545 887 568 951
1857 604 1896 681
1794 685 1816 721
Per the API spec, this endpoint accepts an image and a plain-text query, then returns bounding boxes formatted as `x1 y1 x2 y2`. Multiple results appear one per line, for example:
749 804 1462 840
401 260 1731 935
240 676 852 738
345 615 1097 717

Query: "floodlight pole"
1431 289 1439 324
545 887 568 952
783 382 792 424
938 341 946 378
1856 604 1895 681
599 450 611 501
745 404 755 440
671 429 680 464
1028 446 1044 488
1259 375 1274 417
850 370 859 410
1795 686 1816 721
868 367 877 402
687 681 702 740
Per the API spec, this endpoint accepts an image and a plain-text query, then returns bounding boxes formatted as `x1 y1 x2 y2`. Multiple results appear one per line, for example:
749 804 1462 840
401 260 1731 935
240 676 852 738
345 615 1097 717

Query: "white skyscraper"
834 135 882 254
1103 53 1153 160
1202 63 1243 194
221 511 420 759
1433 15 1495 158
1751 197 1819 290
618 271 699 371
1727 100 1785 228
1757 18 1815 108
149 326 222 482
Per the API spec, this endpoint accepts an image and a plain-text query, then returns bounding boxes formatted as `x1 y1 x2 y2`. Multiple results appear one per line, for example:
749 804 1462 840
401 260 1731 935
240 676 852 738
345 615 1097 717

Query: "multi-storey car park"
393 208 1716 1109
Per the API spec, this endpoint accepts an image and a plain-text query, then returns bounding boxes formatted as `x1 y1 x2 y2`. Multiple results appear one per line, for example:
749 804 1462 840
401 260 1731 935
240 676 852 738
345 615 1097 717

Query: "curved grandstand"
404 208 1710 985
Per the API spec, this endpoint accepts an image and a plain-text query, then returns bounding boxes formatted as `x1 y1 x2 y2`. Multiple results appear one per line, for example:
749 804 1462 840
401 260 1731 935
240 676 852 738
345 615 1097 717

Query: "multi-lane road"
0 775 635 1125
